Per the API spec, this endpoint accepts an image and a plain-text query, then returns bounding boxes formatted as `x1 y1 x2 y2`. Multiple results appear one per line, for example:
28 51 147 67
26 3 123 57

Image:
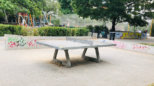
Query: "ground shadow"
38 56 110 69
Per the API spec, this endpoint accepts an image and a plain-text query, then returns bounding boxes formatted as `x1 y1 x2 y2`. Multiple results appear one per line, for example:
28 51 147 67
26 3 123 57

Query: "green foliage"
38 27 89 36
58 0 73 14
0 24 89 36
100 25 109 34
21 27 39 36
86 25 108 33
86 25 94 32
0 0 60 22
45 0 61 15
0 11 5 22
151 22 154 36
0 0 53 22
51 19 60 26
72 0 154 31
0 24 22 36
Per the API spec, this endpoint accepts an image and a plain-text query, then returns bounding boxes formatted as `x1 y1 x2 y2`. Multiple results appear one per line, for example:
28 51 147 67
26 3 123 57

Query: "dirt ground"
0 40 154 86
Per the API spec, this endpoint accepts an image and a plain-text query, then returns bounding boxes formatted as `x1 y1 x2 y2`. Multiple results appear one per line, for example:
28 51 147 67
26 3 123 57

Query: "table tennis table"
37 38 116 67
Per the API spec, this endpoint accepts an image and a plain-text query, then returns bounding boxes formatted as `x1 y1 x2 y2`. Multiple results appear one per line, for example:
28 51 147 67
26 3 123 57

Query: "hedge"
0 24 22 36
38 27 89 36
0 24 89 36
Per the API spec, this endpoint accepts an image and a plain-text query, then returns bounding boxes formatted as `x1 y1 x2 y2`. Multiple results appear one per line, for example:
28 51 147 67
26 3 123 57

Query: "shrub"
21 27 40 36
0 24 89 36
0 24 22 36
86 25 94 32
100 25 109 34
38 27 89 36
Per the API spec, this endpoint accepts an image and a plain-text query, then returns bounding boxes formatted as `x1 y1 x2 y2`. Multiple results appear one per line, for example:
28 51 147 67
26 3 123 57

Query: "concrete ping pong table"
37 38 116 67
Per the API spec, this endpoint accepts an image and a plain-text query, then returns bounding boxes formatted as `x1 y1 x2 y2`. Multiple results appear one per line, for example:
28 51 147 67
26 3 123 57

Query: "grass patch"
148 83 154 86
140 43 154 46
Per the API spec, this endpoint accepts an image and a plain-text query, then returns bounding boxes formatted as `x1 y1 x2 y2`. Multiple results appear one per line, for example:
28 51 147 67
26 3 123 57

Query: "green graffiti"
8 37 26 47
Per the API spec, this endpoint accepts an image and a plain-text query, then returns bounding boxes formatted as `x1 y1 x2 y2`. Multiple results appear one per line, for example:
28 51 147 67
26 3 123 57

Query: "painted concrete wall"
5 34 154 55
114 32 147 39
111 40 154 55
5 34 92 49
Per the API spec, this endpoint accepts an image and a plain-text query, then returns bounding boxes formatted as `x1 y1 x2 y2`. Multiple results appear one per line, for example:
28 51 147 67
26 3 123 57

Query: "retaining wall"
5 34 154 55
5 34 93 49
111 40 154 55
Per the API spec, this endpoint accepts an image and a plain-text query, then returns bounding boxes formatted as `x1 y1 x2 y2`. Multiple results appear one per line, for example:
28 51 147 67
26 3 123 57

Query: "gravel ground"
0 40 154 86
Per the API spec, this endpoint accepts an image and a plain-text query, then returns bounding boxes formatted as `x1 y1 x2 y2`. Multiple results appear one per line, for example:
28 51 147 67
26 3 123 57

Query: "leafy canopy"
58 0 73 14
72 0 154 30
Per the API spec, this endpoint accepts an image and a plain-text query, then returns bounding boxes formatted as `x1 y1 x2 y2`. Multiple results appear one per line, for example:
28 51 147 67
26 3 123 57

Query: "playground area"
0 38 154 86
0 0 154 86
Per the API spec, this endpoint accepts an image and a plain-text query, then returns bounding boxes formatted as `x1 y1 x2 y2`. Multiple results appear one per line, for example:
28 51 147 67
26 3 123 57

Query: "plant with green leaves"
58 0 73 14
0 0 17 23
0 0 50 23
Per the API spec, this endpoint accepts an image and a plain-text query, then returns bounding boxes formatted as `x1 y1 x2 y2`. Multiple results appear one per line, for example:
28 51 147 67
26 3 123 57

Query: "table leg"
82 47 101 62
53 49 58 61
82 48 88 59
64 50 71 67
95 47 100 62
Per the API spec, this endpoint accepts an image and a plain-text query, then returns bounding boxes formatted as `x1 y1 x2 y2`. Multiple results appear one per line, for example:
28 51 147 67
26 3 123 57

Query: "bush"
38 27 89 36
21 27 39 36
87 25 94 32
100 25 109 34
0 24 22 36
86 25 108 33
0 24 89 36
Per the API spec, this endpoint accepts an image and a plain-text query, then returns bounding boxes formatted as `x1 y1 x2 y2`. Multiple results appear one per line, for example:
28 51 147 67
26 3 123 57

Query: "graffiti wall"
5 35 41 49
112 40 154 55
98 39 154 55
115 32 144 39
5 34 92 49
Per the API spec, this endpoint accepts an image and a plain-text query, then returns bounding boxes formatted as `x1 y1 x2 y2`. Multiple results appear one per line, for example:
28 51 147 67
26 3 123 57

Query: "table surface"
37 39 116 50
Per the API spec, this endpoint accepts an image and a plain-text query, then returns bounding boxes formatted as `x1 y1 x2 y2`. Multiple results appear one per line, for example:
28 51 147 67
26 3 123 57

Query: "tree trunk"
110 18 116 40
111 18 116 31
3 10 8 23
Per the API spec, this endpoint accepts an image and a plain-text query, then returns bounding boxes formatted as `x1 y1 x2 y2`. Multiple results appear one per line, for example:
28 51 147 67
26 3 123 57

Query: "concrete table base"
52 47 100 67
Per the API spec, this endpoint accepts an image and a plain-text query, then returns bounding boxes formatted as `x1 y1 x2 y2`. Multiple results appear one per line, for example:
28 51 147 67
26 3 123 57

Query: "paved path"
0 40 154 86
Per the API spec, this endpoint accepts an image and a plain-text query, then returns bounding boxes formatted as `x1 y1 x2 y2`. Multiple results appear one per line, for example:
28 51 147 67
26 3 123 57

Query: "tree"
72 0 154 39
0 0 47 23
45 0 61 15
58 0 73 14
12 0 43 17
0 0 17 23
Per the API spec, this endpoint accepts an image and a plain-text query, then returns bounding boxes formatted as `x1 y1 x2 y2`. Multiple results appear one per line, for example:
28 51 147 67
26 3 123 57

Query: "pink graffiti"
27 39 37 47
113 41 126 49
133 44 148 50
8 41 17 48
